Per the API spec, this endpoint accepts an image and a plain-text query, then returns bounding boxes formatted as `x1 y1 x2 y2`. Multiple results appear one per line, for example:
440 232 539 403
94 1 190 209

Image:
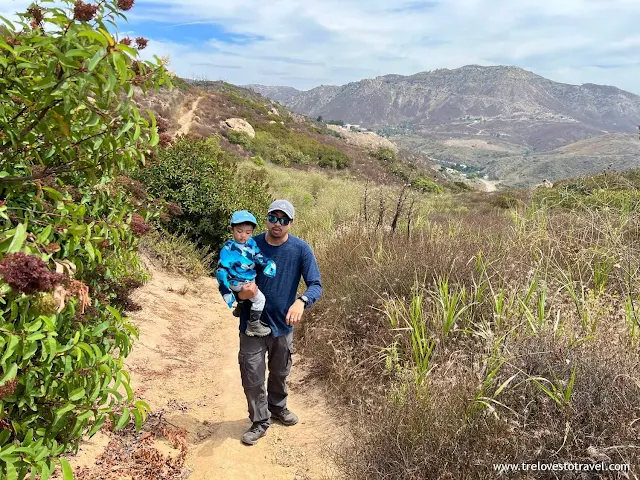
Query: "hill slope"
248 65 640 151
134 80 451 192
248 65 640 186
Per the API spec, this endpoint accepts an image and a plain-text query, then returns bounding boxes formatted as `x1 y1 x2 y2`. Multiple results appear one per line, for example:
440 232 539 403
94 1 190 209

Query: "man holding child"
216 200 322 445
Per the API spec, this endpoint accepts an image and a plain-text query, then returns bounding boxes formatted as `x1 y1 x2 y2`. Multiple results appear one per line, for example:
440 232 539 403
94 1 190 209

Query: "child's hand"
237 282 258 300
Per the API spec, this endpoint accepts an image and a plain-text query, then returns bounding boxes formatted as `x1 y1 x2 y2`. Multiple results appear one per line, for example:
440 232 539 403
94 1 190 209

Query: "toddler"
216 210 276 337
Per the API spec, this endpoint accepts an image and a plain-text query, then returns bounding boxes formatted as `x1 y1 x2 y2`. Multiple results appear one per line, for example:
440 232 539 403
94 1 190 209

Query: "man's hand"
286 299 305 325
237 282 258 300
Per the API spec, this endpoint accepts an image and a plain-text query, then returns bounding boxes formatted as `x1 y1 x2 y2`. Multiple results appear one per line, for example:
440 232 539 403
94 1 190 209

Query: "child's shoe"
232 301 244 318
245 310 271 337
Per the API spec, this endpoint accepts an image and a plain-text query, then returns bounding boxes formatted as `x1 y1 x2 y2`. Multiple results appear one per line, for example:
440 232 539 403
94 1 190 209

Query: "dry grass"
299 186 640 479
140 229 214 278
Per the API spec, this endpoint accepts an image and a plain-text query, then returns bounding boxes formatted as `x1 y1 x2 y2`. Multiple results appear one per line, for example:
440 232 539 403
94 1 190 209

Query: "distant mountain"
247 65 640 152
243 84 301 104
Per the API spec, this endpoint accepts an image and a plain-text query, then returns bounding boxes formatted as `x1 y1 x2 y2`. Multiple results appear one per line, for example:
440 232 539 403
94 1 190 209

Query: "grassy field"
292 170 640 479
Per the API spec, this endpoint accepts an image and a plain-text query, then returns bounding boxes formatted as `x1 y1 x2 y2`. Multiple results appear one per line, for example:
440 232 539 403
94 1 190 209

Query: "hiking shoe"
241 422 268 445
245 311 271 337
245 319 271 337
269 408 298 426
232 303 242 318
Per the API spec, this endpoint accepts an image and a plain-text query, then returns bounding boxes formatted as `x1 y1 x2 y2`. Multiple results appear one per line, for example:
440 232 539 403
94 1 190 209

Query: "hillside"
134 80 452 192
247 65 640 186
248 65 640 150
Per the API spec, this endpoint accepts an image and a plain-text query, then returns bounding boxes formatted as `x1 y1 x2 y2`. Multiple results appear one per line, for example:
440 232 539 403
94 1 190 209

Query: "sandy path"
72 262 344 479
476 178 499 192
175 97 202 136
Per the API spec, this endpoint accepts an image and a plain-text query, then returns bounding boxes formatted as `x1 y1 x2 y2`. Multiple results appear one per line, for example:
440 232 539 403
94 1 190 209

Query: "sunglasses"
267 214 291 226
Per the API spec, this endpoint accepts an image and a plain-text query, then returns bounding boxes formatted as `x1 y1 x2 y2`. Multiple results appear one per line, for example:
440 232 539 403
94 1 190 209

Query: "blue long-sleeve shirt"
215 238 276 307
238 233 322 337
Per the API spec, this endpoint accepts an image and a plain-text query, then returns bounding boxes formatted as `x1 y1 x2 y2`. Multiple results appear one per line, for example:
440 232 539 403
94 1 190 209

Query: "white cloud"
3 0 640 92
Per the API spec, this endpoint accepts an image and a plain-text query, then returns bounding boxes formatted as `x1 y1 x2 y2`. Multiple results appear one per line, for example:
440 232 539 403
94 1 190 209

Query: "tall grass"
298 176 640 479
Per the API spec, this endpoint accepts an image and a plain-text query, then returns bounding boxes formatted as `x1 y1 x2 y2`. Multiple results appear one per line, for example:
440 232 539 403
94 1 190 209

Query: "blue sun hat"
229 210 257 227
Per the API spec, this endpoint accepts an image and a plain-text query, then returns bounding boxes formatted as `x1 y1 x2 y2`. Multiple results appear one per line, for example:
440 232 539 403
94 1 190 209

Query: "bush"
371 147 397 163
412 175 442 193
250 128 350 169
0 0 170 476
225 130 252 148
138 137 272 249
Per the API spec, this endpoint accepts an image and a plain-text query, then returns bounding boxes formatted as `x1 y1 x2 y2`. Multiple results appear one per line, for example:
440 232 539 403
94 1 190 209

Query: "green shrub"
412 175 442 193
138 137 272 249
315 146 351 169
251 155 265 166
250 128 350 169
536 171 640 212
0 0 171 476
226 130 252 148
372 147 397 163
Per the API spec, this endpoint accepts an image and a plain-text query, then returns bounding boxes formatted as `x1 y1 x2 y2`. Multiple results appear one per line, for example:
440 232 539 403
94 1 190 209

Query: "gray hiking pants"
238 332 293 425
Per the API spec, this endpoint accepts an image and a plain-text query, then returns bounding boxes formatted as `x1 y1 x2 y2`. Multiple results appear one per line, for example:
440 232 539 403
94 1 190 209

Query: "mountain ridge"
246 65 640 151
245 65 640 186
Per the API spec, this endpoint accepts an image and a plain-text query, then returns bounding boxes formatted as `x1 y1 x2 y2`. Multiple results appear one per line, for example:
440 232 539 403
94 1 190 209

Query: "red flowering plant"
0 0 173 476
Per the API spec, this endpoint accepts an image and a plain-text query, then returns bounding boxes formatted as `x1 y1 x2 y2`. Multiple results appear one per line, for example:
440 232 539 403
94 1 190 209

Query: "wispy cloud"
2 0 640 93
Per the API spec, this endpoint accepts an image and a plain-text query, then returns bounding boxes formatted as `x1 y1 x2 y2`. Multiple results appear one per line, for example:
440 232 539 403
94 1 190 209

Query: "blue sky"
2 0 640 93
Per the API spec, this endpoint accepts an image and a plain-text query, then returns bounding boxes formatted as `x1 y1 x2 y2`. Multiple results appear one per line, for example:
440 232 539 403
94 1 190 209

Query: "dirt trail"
476 178 499 192
175 97 202 136
73 262 344 479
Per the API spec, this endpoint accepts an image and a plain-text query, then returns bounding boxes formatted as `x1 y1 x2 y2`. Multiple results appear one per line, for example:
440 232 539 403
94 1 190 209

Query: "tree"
0 0 171 477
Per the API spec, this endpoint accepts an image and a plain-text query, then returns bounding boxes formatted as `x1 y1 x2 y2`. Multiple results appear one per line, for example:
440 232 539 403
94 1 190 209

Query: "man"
231 199 322 445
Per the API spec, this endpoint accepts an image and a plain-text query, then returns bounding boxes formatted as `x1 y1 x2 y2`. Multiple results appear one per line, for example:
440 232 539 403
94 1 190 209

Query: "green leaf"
1 336 19 364
39 461 51 480
69 387 86 402
114 407 130 430
92 321 110 337
132 408 143 431
0 15 16 30
87 415 106 437
42 187 63 202
47 335 57 363
26 332 46 342
22 340 39 361
0 430 10 446
87 47 106 72
58 458 73 480
122 377 134 402
78 29 108 47
26 319 43 333
134 399 151 415
37 225 53 243
0 363 18 386
7 223 27 254
65 48 90 58
85 239 95 261
5 460 17 480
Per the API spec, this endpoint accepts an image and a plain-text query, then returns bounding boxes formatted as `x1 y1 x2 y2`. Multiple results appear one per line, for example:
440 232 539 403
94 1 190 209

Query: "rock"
269 120 277 124
220 118 255 138
268 107 280 116
536 179 553 189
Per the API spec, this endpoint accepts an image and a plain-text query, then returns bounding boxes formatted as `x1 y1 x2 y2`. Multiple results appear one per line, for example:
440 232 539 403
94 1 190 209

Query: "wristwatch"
297 295 309 307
